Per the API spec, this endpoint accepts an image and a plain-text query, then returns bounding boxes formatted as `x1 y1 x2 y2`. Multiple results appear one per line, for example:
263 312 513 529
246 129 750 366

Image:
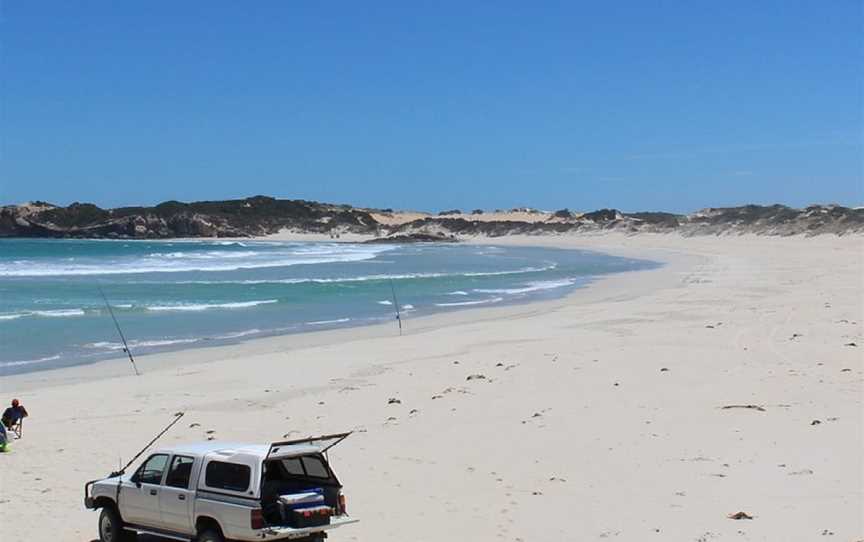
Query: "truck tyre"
197 529 226 542
98 506 135 542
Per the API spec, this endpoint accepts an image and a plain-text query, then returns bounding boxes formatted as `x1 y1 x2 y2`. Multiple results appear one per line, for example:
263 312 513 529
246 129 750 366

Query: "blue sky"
2 1 862 212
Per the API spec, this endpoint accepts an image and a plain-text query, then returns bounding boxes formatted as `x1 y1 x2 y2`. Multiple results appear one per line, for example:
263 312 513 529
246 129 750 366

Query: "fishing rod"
389 279 403 335
85 412 186 505
110 411 185 477
98 285 140 376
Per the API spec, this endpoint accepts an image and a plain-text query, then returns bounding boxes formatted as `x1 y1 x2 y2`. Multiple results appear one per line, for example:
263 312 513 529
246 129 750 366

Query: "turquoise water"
0 239 658 374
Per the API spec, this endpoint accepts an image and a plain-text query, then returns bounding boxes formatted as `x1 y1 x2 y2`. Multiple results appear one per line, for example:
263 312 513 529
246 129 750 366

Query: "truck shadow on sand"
89 537 167 542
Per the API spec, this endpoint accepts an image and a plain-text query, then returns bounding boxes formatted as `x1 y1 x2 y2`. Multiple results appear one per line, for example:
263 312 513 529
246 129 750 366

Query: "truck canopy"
265 432 352 462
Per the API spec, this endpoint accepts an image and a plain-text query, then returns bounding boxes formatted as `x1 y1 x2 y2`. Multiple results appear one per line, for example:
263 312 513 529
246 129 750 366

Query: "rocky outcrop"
1 198 861 239
0 196 380 239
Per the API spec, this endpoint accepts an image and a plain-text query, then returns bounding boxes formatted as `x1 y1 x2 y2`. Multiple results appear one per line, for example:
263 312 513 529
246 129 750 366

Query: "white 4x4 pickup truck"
84 433 357 542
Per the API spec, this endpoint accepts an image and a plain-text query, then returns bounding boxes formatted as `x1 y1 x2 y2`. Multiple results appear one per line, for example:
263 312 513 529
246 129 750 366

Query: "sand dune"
1 233 861 541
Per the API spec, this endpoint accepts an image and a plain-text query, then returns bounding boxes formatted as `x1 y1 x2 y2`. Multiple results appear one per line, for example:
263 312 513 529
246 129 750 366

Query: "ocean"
0 238 658 374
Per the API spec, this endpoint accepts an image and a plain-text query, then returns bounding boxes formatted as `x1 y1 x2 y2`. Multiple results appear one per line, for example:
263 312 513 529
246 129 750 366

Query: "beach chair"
8 418 22 439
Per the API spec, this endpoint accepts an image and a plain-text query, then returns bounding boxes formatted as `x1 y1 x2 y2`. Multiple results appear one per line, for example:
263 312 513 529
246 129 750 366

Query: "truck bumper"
258 516 359 540
83 479 98 509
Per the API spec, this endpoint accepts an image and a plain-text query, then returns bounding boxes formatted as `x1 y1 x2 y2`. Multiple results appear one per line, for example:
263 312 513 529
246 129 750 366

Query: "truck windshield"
136 454 169 485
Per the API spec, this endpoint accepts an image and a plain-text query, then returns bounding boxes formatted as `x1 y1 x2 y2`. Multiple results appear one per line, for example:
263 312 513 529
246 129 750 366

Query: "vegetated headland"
2 196 862 240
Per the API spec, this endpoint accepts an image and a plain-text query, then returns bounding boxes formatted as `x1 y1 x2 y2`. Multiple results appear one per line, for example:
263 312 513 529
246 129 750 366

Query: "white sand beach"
1 233 862 541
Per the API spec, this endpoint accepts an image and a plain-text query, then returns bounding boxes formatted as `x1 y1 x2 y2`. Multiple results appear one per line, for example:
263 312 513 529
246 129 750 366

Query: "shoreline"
3 233 696 389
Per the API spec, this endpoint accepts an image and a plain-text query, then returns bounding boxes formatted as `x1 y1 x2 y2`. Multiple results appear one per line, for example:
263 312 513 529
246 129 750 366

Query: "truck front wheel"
197 529 226 542
98 506 135 542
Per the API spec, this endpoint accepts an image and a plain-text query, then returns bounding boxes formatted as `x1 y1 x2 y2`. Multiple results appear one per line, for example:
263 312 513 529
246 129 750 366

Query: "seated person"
2 399 28 429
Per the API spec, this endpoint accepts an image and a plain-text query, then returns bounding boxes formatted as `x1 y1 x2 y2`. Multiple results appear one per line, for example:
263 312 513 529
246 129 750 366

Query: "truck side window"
165 455 195 489
205 461 251 492
137 454 169 485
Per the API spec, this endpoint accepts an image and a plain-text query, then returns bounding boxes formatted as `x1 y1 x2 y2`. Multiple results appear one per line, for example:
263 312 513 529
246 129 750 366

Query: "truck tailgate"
261 515 359 539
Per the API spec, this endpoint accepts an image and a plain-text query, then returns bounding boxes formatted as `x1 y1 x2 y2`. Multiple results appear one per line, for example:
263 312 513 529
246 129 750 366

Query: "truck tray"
262 515 358 540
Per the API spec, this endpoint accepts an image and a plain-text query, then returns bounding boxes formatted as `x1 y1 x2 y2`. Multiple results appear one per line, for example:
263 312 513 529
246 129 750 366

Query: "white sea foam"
473 279 578 295
377 300 393 305
132 338 201 348
146 300 278 312
0 244 393 277
163 273 446 285
86 338 202 350
31 309 86 317
306 318 352 325
85 329 265 351
434 296 504 307
148 250 261 260
447 291 469 296
463 264 557 276
216 328 263 339
0 354 62 368
141 266 558 286
0 308 90 321
402 304 415 310
86 341 116 349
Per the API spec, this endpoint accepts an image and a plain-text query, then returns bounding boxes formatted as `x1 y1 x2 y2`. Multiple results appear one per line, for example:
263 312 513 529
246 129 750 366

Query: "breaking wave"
435 297 504 307
0 309 87 321
84 328 268 352
134 265 559 286
472 279 578 295
0 244 393 277
145 300 278 312
306 318 352 326
86 338 202 350
0 354 62 368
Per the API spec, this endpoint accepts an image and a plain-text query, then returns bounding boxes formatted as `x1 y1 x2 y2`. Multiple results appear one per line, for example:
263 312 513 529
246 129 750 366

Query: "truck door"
159 454 196 535
122 453 168 527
